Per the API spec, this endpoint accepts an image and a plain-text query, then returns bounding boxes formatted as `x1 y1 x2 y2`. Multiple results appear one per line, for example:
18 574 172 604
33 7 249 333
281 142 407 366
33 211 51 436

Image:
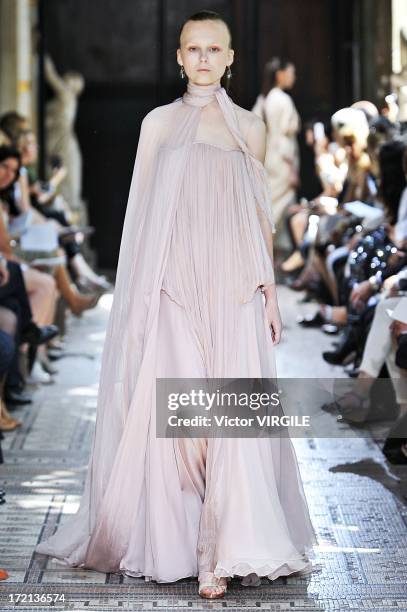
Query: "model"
252 57 301 231
36 10 317 600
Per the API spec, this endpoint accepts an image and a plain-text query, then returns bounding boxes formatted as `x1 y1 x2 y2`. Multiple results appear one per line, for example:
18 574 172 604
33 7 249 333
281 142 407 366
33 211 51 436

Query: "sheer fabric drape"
35 82 317 583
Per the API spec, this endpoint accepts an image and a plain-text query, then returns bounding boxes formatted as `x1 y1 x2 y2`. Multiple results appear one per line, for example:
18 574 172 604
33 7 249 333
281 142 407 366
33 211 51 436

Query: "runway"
0 287 406 611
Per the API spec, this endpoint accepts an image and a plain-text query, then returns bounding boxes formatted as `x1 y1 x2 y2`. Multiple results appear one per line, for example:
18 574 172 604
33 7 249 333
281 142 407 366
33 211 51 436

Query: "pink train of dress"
35 80 317 584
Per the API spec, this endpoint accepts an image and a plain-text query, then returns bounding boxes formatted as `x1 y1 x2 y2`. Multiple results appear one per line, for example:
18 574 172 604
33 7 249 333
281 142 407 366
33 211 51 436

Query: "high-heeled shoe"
70 293 102 317
297 311 325 328
322 325 358 366
321 390 370 422
76 276 113 294
198 572 227 599
26 361 54 385
38 354 59 376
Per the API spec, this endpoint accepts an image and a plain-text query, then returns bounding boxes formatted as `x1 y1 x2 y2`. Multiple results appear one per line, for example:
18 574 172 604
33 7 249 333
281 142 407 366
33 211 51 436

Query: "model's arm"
246 117 275 274
251 94 265 121
247 116 282 344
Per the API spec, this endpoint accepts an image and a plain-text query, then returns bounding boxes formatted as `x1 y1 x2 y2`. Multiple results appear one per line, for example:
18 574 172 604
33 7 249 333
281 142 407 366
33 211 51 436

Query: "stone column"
0 0 33 118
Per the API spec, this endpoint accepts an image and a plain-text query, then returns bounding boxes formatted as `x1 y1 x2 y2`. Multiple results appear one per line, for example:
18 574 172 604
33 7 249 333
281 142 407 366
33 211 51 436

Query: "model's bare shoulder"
233 104 266 162
233 103 260 128
142 100 181 129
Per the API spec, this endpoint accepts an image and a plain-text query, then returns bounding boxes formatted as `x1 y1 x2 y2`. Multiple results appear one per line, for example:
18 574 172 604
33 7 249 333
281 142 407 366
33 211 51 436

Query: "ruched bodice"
161 140 275 376
162 141 274 305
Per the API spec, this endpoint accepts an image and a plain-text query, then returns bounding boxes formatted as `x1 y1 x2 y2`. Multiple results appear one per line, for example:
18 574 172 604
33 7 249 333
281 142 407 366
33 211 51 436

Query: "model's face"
177 20 234 86
0 157 19 190
277 64 296 90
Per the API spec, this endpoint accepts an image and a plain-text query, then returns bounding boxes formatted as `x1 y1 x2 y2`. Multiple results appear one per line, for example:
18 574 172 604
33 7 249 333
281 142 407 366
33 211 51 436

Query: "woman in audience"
0 112 29 147
280 122 348 276
0 146 102 318
290 107 399 301
291 108 378 295
291 116 407 390
16 129 111 292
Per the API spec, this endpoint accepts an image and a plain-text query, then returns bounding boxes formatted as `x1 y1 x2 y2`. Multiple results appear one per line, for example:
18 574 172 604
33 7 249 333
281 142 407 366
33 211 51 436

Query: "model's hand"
263 285 282 345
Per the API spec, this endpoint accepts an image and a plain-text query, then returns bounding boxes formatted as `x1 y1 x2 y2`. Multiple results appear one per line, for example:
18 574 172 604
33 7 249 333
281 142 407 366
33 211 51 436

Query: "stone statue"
45 55 87 225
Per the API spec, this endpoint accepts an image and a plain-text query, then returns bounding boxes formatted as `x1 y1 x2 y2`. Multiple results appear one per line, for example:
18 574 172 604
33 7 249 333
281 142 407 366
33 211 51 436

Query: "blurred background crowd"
252 54 407 464
0 107 112 434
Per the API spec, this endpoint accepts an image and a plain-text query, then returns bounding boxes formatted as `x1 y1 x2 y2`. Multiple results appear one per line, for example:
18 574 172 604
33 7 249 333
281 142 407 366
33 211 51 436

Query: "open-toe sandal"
198 572 227 599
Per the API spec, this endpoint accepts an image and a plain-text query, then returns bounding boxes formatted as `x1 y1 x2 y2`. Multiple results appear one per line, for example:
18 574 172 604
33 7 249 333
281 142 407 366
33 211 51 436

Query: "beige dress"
252 87 300 228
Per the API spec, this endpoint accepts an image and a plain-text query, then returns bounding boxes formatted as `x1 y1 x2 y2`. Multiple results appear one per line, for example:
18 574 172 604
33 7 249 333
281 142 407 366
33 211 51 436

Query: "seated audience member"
283 107 382 300
0 306 19 430
0 145 102 320
0 112 30 147
324 298 407 465
297 137 406 364
0 145 98 387
15 130 111 292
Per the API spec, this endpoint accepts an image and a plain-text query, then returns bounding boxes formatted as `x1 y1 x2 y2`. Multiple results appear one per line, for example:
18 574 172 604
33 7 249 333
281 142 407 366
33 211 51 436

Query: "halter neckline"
182 80 223 107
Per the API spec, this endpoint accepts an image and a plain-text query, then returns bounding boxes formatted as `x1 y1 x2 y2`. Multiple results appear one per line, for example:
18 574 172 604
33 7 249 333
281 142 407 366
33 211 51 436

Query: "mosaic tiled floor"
0 288 406 611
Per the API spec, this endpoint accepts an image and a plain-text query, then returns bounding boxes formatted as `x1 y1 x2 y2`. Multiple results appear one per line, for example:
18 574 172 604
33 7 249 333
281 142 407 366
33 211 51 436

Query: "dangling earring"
226 66 232 79
180 65 185 79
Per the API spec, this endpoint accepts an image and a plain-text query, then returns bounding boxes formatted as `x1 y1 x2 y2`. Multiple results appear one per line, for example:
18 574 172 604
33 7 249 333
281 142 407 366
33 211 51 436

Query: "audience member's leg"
0 262 32 331
22 268 57 326
54 264 101 316
0 309 21 431
359 296 401 378
325 246 349 305
0 264 58 399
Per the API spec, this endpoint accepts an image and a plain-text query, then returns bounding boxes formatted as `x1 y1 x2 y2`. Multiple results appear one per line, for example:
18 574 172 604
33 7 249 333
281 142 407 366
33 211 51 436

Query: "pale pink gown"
35 81 317 585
